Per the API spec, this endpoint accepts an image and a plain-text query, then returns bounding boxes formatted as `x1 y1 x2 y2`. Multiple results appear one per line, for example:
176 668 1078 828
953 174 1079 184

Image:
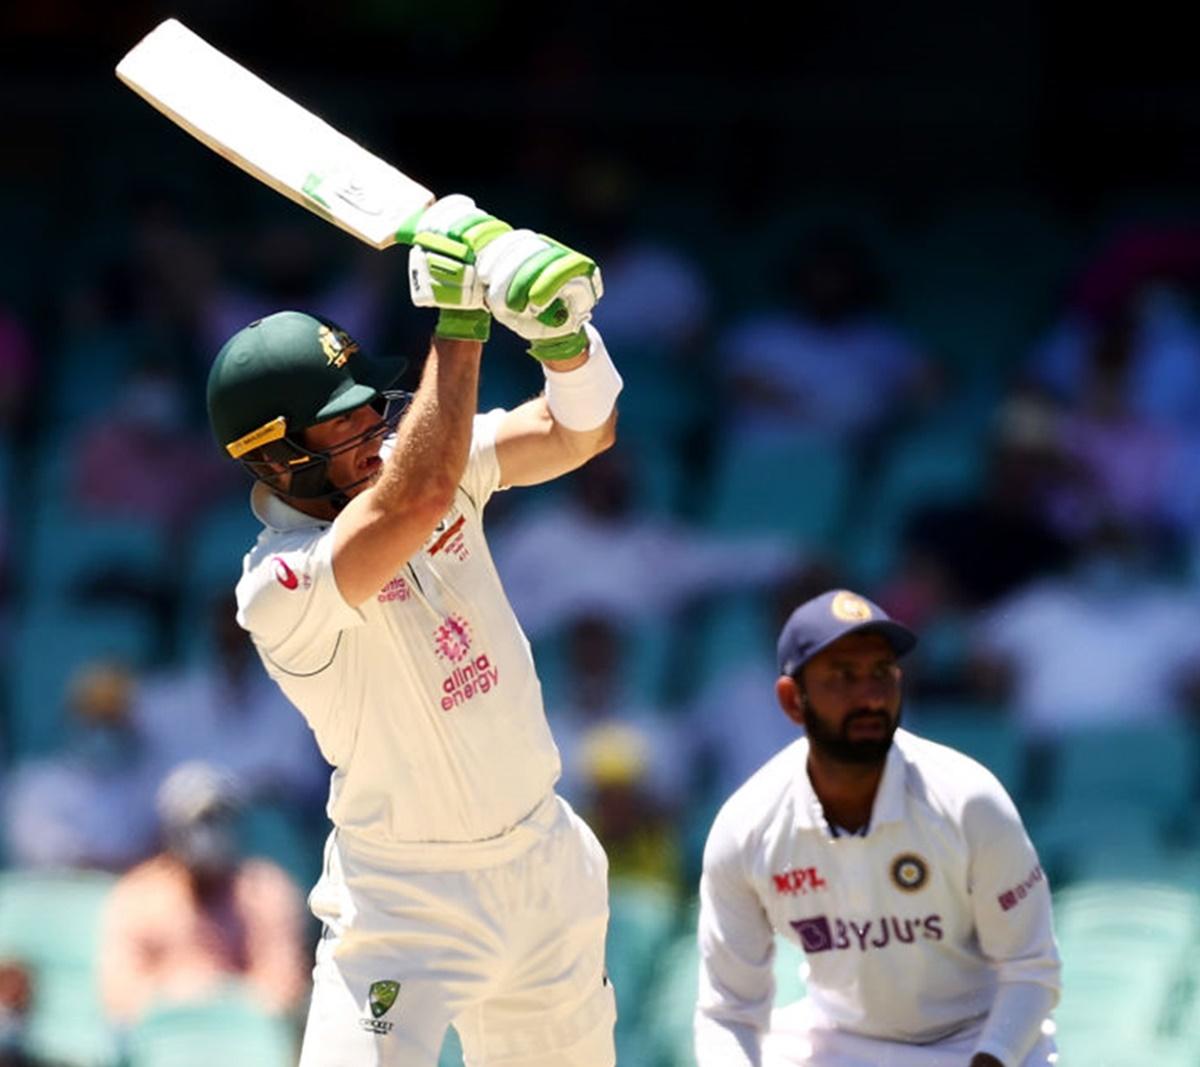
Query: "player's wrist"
529 328 589 363
435 308 491 342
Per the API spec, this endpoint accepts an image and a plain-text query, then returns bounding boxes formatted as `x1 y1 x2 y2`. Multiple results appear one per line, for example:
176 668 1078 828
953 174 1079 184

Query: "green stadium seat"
704 436 850 552
126 986 298 1067
905 705 1028 801
0 869 120 1066
1053 881 1200 1064
1049 722 1200 811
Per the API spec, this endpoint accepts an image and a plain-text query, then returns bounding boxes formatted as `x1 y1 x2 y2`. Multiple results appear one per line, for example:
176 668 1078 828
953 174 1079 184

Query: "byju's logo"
790 914 944 954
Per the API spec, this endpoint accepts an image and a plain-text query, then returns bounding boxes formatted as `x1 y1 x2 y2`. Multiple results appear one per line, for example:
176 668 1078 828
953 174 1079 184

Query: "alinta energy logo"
434 614 499 712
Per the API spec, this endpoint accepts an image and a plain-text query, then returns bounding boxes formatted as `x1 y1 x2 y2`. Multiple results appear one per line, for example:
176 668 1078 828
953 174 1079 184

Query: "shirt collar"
250 482 329 533
792 732 909 836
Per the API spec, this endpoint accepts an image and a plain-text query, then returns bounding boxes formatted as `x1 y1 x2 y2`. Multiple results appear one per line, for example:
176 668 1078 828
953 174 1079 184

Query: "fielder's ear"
776 675 806 727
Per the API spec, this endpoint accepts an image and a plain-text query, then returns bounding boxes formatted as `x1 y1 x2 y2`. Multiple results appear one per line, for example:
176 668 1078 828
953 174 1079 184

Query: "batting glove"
398 194 513 342
475 230 604 362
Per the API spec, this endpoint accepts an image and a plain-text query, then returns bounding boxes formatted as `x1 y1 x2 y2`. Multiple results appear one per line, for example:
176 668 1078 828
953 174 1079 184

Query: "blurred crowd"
4 170 1200 1064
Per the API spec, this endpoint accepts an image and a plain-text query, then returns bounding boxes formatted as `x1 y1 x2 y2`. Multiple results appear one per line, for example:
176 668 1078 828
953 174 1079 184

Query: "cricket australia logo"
434 614 473 662
360 979 400 1035
317 323 359 368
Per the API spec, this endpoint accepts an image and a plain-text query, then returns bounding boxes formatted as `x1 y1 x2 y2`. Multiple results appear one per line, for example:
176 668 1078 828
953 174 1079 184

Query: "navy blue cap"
777 589 917 676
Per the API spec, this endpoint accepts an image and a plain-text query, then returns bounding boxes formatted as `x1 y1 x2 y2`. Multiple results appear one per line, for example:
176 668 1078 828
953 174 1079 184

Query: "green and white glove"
475 230 604 362
398 194 513 342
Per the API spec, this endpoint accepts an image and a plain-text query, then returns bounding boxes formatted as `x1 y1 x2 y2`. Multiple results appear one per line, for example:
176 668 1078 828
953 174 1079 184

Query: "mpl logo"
773 867 828 896
434 614 473 662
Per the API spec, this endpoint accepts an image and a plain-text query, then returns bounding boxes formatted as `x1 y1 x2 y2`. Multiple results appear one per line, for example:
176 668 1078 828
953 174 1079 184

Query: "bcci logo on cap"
318 323 359 368
831 591 873 623
360 979 400 1035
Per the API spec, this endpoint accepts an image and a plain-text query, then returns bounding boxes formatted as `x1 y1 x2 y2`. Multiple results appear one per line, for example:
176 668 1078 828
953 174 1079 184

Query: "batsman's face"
776 632 902 766
303 403 387 498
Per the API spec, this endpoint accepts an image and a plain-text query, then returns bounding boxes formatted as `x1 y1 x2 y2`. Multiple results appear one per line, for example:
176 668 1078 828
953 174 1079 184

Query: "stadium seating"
1048 720 1200 811
5 605 157 757
905 704 1029 802
125 987 298 1067
1052 880 1200 1065
704 435 851 552
0 869 119 1066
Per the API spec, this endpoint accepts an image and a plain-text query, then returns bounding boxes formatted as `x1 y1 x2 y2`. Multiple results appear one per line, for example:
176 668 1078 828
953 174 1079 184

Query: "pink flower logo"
434 614 472 662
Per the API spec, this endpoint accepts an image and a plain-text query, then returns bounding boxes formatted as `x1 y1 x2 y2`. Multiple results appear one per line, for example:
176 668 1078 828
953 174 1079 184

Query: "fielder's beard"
803 700 902 767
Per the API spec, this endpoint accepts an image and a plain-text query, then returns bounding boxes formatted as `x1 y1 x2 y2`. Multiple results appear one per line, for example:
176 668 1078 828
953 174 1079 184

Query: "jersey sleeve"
694 808 775 1067
960 774 1061 1063
963 773 1062 989
458 409 508 509
236 526 367 675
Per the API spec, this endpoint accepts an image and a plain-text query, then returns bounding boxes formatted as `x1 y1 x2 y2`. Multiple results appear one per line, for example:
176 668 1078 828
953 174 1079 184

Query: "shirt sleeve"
963 775 1062 1063
459 409 507 509
695 810 775 1067
236 526 367 675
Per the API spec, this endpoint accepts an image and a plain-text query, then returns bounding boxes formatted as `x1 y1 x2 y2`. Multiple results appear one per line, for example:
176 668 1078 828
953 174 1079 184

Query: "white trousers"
763 1000 1057 1067
297 795 616 1067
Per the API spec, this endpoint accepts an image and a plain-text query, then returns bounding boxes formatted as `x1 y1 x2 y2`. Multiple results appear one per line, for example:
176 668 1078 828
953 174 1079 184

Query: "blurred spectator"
0 960 38 1067
0 308 34 438
717 227 932 448
490 446 799 638
133 595 328 813
71 363 237 540
1047 306 1183 539
551 615 691 811
199 221 398 372
576 723 683 895
97 763 307 1029
970 520 1200 737
884 393 1074 620
1028 224 1200 431
3 662 159 871
570 159 713 354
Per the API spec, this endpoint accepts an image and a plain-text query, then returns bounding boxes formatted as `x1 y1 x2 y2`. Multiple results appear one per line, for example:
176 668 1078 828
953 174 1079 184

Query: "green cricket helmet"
207 310 409 503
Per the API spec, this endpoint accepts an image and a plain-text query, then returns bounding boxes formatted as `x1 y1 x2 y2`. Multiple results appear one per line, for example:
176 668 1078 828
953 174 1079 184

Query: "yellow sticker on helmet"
226 415 287 458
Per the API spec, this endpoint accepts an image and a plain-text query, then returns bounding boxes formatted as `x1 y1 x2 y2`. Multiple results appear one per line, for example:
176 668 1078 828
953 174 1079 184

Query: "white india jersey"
234 411 562 847
696 729 1060 1053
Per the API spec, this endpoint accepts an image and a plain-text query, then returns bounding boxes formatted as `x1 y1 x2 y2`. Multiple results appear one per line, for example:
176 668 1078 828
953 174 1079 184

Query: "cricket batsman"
205 197 622 1066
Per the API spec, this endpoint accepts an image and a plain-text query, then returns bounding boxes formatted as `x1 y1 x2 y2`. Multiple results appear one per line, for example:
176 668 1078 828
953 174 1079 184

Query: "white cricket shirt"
696 729 1060 1063
234 411 562 848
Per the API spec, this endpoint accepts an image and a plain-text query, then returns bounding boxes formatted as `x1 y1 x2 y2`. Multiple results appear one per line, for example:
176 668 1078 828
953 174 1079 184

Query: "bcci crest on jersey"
360 979 400 1035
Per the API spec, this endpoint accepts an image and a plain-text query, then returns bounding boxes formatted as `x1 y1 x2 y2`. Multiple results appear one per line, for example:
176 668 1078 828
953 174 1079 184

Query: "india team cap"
777 589 918 677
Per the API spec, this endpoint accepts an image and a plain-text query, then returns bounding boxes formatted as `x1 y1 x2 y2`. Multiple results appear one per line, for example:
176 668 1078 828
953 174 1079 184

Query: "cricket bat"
115 19 436 249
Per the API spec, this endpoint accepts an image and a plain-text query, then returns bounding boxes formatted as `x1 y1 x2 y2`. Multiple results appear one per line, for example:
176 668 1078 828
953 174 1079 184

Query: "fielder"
205 197 622 1066
695 590 1061 1067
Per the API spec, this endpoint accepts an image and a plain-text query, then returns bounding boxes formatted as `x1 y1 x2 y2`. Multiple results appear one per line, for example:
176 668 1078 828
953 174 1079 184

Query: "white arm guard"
542 323 622 431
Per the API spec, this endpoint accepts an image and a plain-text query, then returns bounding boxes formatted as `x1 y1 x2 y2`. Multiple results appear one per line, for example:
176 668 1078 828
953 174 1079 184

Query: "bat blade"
116 19 434 249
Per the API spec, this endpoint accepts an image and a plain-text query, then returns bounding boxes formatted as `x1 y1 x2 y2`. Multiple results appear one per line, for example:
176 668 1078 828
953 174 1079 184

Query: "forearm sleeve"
972 980 1059 1066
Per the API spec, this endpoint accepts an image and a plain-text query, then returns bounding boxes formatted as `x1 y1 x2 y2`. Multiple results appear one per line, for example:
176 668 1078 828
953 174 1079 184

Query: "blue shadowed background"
2 2 1200 1064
